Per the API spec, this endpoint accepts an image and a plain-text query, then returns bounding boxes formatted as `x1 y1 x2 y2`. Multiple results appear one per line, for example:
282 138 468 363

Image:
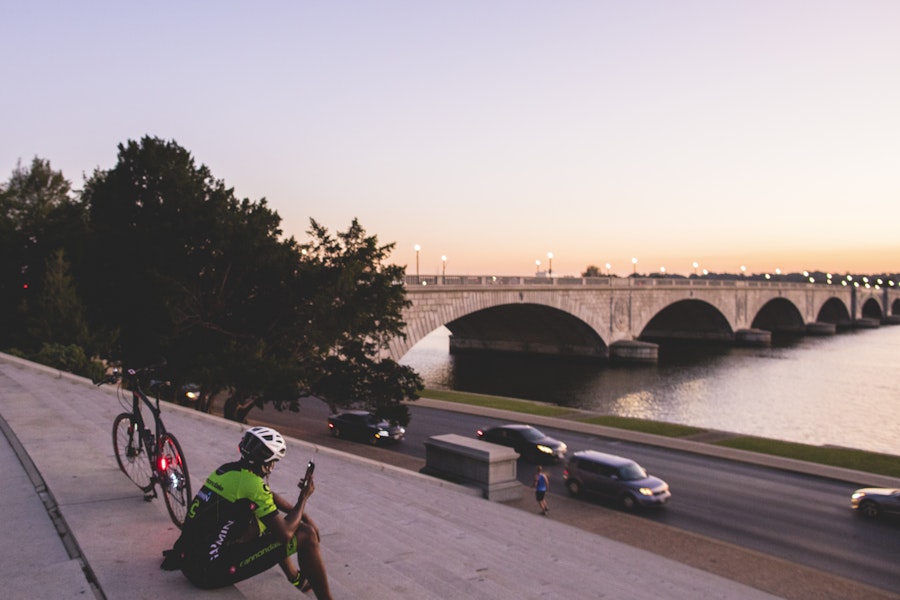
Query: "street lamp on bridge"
547 252 553 277
441 255 447 278
632 257 638 275
414 244 421 278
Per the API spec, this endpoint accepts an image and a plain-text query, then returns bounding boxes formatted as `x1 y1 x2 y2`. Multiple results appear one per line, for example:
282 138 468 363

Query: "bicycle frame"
121 370 170 491
105 363 192 527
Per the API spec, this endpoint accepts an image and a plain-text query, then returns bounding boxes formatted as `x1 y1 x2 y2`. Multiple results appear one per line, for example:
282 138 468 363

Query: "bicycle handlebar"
94 359 169 387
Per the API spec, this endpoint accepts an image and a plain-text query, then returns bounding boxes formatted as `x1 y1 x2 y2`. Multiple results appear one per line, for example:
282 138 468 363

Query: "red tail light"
158 456 168 471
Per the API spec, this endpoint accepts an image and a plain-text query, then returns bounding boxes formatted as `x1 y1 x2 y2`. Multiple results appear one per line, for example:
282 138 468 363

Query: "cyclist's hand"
298 474 316 501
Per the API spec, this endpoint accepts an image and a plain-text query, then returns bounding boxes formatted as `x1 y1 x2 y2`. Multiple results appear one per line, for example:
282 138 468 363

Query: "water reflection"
400 326 900 454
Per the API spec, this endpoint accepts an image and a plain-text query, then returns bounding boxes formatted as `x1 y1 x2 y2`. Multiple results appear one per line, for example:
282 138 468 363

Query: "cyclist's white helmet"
239 426 287 464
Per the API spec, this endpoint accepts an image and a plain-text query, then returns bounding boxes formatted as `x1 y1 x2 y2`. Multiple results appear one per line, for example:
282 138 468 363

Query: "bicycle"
96 362 193 528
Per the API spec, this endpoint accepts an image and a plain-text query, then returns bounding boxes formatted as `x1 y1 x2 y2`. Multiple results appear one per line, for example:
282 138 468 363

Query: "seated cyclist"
163 426 333 598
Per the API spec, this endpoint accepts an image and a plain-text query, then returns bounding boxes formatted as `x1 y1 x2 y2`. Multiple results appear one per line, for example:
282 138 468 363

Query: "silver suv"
563 450 671 510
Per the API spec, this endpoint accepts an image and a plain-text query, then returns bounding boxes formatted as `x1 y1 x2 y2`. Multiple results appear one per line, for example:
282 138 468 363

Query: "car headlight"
536 444 554 454
377 430 389 437
185 391 199 400
851 492 866 500
639 487 654 496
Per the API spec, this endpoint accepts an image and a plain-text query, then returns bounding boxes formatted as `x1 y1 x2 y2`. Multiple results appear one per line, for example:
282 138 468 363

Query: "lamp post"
535 259 541 276
740 265 747 278
414 244 421 278
547 252 553 277
605 263 611 276
692 261 699 276
441 255 447 279
632 257 638 275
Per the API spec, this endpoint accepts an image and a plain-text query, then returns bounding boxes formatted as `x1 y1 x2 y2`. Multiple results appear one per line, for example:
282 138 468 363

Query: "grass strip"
421 388 900 479
579 415 707 438
421 388 572 417
715 437 900 479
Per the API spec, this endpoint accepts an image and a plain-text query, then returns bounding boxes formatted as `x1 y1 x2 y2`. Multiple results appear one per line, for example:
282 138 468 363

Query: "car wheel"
566 479 582 497
859 500 880 518
621 494 637 511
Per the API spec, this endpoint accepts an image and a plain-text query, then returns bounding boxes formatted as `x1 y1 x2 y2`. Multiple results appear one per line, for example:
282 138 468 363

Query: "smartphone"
299 460 315 490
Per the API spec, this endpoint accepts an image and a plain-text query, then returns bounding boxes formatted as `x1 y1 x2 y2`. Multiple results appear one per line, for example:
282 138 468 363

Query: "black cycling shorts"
182 533 297 589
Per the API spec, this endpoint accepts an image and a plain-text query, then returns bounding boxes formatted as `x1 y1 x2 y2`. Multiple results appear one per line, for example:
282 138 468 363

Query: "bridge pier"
734 328 772 346
448 336 607 360
805 322 837 336
609 340 658 363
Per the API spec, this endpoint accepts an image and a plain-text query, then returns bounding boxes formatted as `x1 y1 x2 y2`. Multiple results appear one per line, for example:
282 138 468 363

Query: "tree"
79 136 421 424
582 265 602 277
29 249 91 347
0 158 85 352
297 219 422 426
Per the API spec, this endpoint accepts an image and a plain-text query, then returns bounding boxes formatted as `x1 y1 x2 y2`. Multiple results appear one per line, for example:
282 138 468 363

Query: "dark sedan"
327 410 405 445
851 488 900 519
476 424 567 462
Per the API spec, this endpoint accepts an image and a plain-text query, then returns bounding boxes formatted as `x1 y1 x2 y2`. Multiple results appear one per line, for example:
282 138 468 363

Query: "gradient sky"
4 1 899 277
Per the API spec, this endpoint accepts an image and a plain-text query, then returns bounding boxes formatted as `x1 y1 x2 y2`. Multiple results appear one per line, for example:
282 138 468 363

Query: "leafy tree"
79 136 421 424
582 265 602 277
294 219 422 426
28 249 92 347
0 158 85 352
80 136 257 367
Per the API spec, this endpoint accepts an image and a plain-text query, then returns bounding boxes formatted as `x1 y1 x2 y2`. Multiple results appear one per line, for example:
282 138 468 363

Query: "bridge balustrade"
403 274 817 290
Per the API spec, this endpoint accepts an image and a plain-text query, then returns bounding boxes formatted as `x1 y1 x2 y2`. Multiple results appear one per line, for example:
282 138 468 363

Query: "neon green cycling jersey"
182 460 278 548
202 462 278 523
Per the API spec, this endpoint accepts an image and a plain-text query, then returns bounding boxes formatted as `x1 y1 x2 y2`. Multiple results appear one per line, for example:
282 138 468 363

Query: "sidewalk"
0 354 879 599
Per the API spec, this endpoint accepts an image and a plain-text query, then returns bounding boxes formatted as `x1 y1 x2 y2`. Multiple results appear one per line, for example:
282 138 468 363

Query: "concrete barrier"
423 433 523 501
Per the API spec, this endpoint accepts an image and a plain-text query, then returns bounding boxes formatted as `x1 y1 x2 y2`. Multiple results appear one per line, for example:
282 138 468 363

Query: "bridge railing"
402 275 819 290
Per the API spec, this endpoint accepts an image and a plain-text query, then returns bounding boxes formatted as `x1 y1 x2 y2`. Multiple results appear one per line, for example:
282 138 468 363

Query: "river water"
400 325 900 455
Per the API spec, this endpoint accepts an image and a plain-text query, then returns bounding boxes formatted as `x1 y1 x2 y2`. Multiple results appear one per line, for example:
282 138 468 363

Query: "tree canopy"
4 137 421 424
0 158 86 352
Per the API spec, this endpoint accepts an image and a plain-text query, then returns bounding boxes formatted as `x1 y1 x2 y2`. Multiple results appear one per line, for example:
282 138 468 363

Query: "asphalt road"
247 397 900 595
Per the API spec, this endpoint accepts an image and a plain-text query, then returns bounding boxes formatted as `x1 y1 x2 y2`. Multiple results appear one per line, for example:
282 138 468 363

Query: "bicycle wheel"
158 433 192 528
112 412 153 490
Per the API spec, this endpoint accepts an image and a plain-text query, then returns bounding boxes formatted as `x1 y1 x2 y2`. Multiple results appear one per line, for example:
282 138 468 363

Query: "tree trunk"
223 393 256 423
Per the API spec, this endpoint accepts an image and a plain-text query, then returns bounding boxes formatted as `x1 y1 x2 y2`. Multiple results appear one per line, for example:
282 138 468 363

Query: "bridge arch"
639 299 733 343
446 303 607 359
861 297 884 320
816 297 853 328
751 297 806 334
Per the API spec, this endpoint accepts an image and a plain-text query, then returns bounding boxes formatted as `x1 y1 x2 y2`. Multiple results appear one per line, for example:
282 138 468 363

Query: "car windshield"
618 463 647 481
518 427 547 442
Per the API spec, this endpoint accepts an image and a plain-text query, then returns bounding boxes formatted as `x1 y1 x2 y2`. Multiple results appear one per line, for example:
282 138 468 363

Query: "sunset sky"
3 1 899 277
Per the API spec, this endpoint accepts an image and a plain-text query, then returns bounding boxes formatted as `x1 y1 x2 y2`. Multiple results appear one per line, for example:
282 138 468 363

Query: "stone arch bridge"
388 276 900 363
